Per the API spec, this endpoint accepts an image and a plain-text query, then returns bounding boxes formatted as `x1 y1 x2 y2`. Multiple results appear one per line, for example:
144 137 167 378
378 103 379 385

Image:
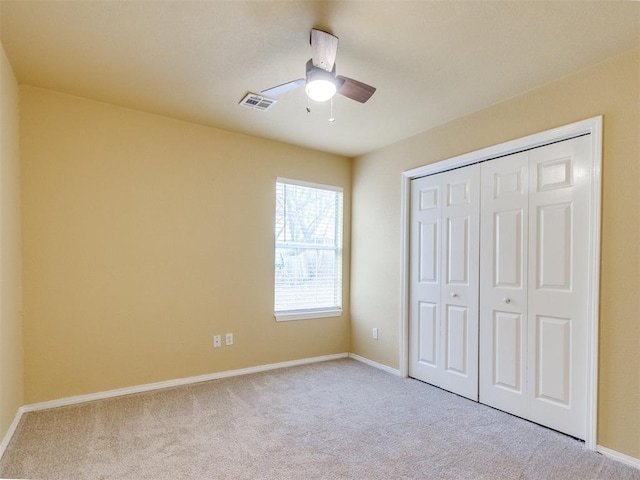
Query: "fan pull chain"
328 98 335 123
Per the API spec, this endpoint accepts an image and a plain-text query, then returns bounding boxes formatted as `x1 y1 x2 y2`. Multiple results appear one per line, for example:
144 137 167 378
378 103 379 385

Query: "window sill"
274 308 342 322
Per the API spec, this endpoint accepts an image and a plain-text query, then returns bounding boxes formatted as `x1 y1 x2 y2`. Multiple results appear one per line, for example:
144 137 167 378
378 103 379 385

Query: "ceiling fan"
261 29 376 104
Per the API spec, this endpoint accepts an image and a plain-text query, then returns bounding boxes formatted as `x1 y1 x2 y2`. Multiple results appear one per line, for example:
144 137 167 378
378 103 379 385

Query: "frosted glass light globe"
305 78 337 102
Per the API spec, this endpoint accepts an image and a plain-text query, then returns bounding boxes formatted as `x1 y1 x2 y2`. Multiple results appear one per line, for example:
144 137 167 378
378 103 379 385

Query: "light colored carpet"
1 359 638 479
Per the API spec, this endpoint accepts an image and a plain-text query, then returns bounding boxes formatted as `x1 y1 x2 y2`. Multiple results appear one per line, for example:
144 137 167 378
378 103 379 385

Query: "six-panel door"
409 164 480 401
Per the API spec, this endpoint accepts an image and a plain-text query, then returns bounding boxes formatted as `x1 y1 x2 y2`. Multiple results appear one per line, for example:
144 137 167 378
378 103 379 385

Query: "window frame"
273 177 343 322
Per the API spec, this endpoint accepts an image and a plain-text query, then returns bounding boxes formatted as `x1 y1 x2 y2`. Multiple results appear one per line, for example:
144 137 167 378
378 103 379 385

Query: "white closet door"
479 135 590 439
527 136 590 439
479 152 529 416
410 164 480 401
409 173 442 387
439 166 480 400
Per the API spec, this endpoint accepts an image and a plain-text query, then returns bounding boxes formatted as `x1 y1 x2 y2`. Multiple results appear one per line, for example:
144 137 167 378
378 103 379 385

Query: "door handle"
451 293 459 298
504 297 511 304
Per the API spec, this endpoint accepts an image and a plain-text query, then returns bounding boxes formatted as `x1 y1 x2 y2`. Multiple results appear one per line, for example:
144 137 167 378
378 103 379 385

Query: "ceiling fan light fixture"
305 65 337 102
305 79 337 102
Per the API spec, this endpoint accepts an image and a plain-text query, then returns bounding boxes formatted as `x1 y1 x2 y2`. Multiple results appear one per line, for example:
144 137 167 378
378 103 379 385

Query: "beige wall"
20 86 351 404
351 48 640 457
0 43 23 442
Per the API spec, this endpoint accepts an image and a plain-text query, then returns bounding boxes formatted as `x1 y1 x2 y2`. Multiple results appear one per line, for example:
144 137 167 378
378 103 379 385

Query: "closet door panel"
409 175 443 385
410 164 480 401
492 311 523 392
439 165 480 400
417 301 438 366
444 304 468 375
479 152 529 416
527 135 590 439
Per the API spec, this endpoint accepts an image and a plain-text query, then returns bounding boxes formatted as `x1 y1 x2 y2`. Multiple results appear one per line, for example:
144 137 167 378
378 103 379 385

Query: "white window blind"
274 178 343 321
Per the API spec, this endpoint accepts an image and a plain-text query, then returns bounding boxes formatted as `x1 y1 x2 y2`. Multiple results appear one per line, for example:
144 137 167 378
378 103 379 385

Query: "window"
274 178 343 321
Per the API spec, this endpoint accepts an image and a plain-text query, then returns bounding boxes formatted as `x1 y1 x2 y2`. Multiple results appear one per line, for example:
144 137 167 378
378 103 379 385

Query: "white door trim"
400 116 602 450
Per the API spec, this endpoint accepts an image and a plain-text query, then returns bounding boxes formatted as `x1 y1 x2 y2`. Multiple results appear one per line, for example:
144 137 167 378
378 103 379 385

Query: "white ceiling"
1 1 639 157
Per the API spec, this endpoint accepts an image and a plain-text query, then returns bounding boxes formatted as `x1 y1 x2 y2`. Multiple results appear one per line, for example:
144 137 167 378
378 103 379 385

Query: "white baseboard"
597 445 640 470
22 353 349 413
349 353 401 376
0 407 24 461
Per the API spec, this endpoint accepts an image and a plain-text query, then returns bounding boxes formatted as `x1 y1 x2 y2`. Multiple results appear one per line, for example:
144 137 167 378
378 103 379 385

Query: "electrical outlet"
213 335 221 348
372 328 378 340
225 333 233 346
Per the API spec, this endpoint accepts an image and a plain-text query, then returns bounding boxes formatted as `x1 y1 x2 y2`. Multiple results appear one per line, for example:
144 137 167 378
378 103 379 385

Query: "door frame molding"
399 116 603 450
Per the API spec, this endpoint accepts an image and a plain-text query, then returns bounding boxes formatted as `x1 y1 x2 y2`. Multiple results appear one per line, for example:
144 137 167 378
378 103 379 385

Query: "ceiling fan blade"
336 76 376 103
311 29 338 72
261 78 305 97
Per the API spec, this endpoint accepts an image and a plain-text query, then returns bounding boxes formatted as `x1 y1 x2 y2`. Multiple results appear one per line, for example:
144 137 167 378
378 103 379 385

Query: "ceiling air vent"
239 93 277 111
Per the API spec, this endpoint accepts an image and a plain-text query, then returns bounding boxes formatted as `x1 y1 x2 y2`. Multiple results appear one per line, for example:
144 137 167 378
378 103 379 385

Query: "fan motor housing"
305 59 336 81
